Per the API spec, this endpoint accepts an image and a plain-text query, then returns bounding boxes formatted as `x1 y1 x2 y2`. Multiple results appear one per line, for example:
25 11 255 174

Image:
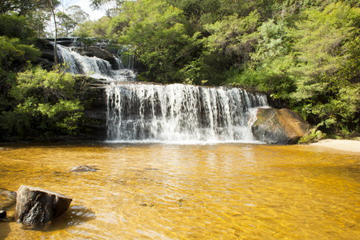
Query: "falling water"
106 83 268 143
56 44 136 81
55 40 268 143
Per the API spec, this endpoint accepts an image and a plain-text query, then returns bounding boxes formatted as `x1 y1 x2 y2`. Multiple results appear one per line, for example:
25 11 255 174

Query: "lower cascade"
106 83 268 143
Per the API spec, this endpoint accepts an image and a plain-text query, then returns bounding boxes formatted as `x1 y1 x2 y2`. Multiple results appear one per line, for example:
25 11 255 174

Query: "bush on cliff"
1 67 83 138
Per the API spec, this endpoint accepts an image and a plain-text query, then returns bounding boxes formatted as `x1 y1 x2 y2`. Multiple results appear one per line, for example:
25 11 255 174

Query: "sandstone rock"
252 108 309 144
16 185 72 227
71 165 98 172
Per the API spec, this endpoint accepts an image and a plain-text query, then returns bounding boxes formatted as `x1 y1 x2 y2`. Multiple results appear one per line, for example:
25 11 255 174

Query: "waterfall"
106 83 268 143
54 39 269 143
56 44 136 82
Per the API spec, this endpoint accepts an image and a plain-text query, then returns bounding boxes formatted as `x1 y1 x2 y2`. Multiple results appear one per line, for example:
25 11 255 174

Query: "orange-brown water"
0 143 360 240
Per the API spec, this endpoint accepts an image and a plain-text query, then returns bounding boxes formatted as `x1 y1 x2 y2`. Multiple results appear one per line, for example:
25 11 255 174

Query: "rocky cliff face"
75 76 107 140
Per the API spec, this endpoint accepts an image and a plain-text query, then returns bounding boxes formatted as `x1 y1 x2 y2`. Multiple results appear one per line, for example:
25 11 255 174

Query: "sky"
60 0 106 20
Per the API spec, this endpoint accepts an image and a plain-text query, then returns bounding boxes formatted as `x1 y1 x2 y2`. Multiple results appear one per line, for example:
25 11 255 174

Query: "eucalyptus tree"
56 5 89 37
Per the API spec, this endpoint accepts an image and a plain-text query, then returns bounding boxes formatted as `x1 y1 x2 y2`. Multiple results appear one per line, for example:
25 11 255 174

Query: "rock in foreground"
16 185 72 227
252 108 309 144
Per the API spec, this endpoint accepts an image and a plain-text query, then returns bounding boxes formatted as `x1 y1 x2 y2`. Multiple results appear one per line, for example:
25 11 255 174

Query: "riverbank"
310 139 360 153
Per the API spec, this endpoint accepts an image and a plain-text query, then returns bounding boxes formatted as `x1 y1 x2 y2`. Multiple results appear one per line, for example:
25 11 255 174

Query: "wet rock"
71 165 98 172
0 189 16 210
252 108 309 144
16 185 72 227
140 203 154 207
0 210 6 219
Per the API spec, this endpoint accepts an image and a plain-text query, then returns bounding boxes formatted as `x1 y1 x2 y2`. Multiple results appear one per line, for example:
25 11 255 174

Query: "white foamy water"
106 83 268 143
56 44 136 81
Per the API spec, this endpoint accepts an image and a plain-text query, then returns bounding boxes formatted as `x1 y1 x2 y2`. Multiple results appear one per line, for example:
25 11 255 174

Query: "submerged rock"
16 185 72 227
71 165 98 172
0 189 16 210
252 108 309 144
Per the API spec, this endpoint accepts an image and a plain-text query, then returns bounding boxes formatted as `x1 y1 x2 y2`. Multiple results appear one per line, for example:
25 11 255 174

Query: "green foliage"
57 5 90 37
224 2 360 136
0 14 36 41
298 128 326 144
0 36 40 70
225 18 295 101
0 12 86 140
251 19 290 65
74 17 112 38
287 3 360 134
0 34 40 120
115 0 200 83
289 3 358 99
205 11 261 64
226 66 295 100
0 0 54 15
1 67 83 137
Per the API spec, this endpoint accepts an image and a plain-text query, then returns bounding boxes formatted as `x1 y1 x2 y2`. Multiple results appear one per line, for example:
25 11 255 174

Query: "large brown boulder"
252 108 309 144
16 185 72 227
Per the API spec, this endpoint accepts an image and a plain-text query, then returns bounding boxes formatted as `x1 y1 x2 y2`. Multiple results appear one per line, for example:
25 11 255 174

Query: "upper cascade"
55 42 136 82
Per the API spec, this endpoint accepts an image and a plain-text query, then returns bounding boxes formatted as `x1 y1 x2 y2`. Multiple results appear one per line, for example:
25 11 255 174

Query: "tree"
205 11 261 65
56 11 76 37
288 2 360 134
46 0 58 65
0 0 50 15
115 0 199 83
75 16 111 38
56 5 89 37
90 0 126 17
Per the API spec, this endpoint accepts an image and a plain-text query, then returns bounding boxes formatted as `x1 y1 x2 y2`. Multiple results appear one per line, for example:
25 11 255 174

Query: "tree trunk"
49 0 58 65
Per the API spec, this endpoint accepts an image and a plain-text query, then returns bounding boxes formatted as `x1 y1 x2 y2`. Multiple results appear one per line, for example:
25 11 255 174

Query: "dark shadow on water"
21 205 96 232
48 205 96 231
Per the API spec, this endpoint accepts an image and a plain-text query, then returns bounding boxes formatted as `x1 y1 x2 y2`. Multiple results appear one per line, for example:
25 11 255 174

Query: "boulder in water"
16 185 72 227
252 108 309 144
71 165 98 172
